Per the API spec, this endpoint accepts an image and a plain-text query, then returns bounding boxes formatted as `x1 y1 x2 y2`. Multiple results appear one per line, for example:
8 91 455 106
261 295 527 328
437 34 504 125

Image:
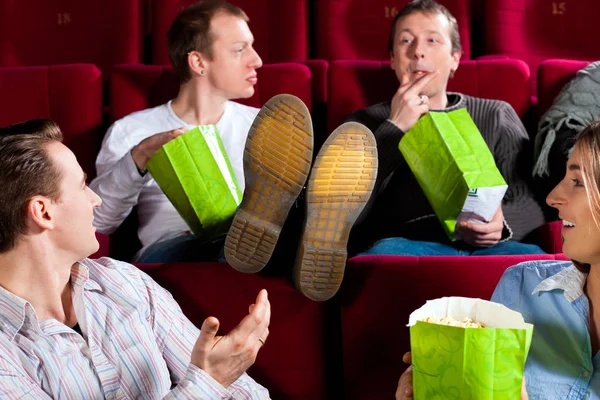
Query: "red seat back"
315 0 471 60
339 254 568 400
150 0 308 65
537 59 591 116
485 0 600 93
138 262 330 399
110 63 312 123
327 59 531 132
91 233 110 259
0 64 103 179
0 1 143 73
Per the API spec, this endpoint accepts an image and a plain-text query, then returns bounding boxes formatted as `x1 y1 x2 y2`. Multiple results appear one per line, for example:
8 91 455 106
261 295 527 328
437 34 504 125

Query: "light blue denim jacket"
492 260 600 399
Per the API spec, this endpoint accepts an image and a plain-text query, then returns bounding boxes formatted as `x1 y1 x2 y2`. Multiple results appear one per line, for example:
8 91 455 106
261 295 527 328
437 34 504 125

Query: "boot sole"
295 122 378 301
224 94 314 273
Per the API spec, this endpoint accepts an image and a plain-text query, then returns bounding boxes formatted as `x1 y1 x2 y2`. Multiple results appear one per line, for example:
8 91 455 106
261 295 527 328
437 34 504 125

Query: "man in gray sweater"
347 0 546 256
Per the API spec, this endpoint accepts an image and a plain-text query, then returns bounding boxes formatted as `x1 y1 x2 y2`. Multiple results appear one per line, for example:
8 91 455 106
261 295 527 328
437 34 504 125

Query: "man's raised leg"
225 94 313 272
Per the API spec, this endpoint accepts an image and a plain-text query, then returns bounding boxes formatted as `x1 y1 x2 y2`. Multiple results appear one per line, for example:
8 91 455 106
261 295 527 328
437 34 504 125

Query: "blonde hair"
167 0 249 82
570 120 600 273
0 119 63 252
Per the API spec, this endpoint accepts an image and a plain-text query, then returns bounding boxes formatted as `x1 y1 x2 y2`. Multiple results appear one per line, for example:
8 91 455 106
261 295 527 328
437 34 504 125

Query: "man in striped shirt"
0 119 270 398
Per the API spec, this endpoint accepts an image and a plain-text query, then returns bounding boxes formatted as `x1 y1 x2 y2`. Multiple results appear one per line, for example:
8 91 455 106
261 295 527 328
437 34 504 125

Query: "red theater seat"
315 0 471 61
137 262 329 399
0 64 103 180
327 58 531 132
150 0 308 65
537 59 591 117
485 0 600 93
339 254 569 400
296 59 330 149
0 1 143 73
91 233 110 259
110 63 312 123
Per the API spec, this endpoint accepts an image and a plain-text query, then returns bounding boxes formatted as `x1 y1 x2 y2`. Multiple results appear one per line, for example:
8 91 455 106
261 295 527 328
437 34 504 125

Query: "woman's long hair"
570 120 600 273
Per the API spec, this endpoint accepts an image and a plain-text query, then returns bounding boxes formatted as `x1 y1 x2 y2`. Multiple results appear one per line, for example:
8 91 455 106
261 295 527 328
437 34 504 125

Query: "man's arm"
136 265 270 399
89 123 151 235
344 114 407 188
158 306 270 399
345 73 438 234
0 370 53 399
345 72 437 189
457 103 546 246
493 104 546 241
89 125 184 235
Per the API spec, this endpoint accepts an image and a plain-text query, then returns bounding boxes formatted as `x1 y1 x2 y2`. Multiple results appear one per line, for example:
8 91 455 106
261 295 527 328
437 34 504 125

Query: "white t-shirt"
89 100 259 257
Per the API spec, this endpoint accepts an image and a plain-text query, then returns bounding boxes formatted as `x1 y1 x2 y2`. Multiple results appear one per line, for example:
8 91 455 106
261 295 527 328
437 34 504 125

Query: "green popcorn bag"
147 125 242 239
408 297 534 400
399 109 508 240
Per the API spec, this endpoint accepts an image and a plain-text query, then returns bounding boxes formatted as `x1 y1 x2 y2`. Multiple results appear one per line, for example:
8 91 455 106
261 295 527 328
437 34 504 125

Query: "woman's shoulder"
505 259 572 282
491 259 573 304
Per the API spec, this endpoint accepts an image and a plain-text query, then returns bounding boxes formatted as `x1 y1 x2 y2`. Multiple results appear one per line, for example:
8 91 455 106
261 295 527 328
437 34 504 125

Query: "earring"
200 70 206 76
450 68 456 78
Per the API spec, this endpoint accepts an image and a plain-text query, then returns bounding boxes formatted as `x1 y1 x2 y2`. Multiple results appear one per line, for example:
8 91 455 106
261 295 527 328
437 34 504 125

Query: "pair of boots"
223 95 378 301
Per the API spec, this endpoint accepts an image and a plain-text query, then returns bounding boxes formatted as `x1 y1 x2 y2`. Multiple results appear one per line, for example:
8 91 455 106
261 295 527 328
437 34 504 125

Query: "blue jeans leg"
471 241 546 256
358 238 546 257
358 237 461 256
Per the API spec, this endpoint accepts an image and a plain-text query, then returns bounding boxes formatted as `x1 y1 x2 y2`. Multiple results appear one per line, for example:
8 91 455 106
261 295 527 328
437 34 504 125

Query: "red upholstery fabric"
301 59 330 148
0 64 103 179
327 59 531 132
137 262 328 399
521 222 563 255
91 233 110 259
534 220 563 254
301 60 329 105
340 253 568 400
150 0 308 65
485 0 599 93
0 1 143 72
110 63 312 123
537 59 590 116
315 0 471 60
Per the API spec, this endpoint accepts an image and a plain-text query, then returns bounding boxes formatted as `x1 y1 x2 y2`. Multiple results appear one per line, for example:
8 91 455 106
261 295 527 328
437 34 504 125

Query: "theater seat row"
1 0 599 87
0 58 585 164
0 59 569 259
132 253 568 399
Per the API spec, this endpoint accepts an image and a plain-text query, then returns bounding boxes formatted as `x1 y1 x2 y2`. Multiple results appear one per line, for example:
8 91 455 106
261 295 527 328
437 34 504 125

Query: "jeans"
136 234 226 263
358 237 546 256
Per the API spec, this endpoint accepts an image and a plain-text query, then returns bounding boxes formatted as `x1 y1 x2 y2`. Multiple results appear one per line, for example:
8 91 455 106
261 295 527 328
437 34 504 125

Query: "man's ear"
187 51 208 77
450 50 462 75
26 196 54 231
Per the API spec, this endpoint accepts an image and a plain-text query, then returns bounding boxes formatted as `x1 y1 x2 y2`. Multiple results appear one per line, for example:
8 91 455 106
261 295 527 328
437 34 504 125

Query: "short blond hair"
167 0 249 82
0 119 64 252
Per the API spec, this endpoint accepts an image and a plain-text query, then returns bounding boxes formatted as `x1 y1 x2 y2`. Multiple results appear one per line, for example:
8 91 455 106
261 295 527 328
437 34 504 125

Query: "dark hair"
0 119 63 252
387 0 462 55
167 0 249 82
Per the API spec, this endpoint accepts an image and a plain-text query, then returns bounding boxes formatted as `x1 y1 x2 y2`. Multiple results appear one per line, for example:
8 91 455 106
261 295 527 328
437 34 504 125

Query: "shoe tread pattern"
225 94 313 273
296 122 377 301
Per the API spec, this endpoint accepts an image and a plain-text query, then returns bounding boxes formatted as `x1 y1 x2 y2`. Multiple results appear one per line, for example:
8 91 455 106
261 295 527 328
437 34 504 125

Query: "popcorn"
423 315 487 328
409 297 533 399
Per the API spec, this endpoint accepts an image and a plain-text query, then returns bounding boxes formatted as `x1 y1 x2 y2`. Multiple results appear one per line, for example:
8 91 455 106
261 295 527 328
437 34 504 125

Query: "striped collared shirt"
0 257 269 399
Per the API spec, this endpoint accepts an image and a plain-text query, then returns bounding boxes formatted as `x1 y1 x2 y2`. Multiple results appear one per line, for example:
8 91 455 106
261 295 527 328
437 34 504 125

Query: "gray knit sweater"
346 93 546 254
